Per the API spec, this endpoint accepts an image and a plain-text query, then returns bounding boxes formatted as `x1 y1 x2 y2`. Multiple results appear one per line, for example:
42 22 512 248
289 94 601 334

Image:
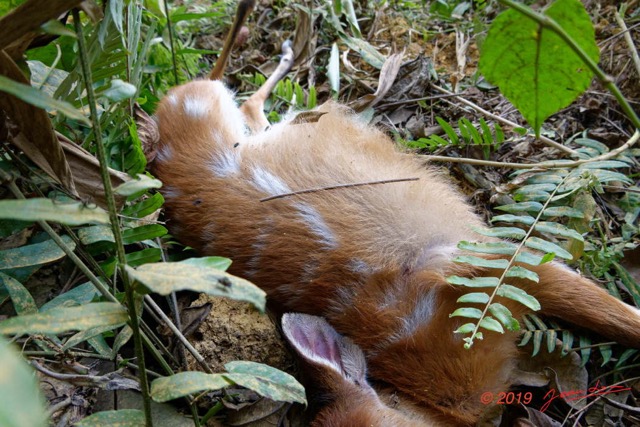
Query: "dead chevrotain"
137 0 640 424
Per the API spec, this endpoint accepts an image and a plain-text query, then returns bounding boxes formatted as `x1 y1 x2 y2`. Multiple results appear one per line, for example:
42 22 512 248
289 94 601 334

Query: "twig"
421 129 640 169
614 6 640 81
260 177 419 202
431 85 578 155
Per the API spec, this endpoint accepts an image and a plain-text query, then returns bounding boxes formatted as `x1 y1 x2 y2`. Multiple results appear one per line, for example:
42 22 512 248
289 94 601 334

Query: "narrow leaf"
479 317 504 334
224 361 306 404
115 174 162 196
75 409 144 427
0 199 109 225
447 276 500 288
151 372 231 402
488 303 520 331
0 235 76 270
506 266 539 283
457 241 517 255
497 284 541 311
473 226 527 239
456 292 490 304
453 256 509 269
0 272 37 315
449 307 483 319
525 237 573 260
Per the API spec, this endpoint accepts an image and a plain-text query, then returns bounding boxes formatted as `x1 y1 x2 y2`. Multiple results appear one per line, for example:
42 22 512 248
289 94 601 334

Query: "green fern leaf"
473 226 527 239
497 284 540 311
453 256 509 269
457 241 517 255
457 292 490 304
496 202 544 214
479 317 504 334
449 307 483 319
447 276 500 288
488 303 519 331
491 214 535 225
506 266 539 282
525 237 573 260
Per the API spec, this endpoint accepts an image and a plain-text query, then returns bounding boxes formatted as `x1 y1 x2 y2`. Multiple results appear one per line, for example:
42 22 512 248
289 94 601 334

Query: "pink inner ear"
283 313 343 371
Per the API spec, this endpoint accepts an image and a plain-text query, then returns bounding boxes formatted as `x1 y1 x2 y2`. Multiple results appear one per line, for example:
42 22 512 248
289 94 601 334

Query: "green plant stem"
163 0 179 85
72 9 152 426
497 0 640 130
465 175 569 348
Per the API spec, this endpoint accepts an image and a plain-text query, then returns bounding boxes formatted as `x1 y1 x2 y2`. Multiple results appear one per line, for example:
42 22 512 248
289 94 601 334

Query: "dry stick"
143 296 214 374
431 85 578 155
614 7 640 81
421 129 640 169
260 177 420 202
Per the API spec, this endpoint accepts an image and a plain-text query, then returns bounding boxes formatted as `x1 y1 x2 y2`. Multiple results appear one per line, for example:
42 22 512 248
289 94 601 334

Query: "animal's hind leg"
240 40 295 133
524 262 640 348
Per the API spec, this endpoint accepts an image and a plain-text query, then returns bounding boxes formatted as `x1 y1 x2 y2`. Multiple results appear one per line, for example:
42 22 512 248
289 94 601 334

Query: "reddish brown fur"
141 3 640 424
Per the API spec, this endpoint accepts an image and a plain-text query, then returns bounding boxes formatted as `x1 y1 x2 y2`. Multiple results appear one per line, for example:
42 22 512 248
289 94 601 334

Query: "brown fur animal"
139 1 640 424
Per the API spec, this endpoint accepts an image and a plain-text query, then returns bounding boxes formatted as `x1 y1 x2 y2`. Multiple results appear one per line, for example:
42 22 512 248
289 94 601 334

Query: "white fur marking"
251 167 291 197
183 95 210 118
400 289 437 337
295 202 338 249
156 144 173 163
210 149 241 177
162 185 181 199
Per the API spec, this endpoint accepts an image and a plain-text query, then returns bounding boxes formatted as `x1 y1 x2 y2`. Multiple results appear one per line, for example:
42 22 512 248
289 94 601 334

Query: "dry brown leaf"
0 51 77 196
350 52 404 112
0 0 84 50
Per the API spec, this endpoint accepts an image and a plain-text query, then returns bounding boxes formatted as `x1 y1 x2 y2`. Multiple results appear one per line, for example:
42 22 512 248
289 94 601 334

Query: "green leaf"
436 117 459 144
457 241 517 255
479 0 598 134
490 214 535 225
121 193 164 218
488 303 520 331
125 248 162 267
0 75 90 125
456 292 490 304
514 252 544 266
62 323 122 351
340 35 385 69
102 79 137 102
40 282 101 311
447 276 500 288
525 237 573 260
178 256 232 272
123 225 167 244
453 256 509 269
473 226 527 239
496 202 543 214
0 302 127 335
534 222 584 241
0 273 37 315
497 284 541 311
449 307 483 319
454 323 476 334
506 266 539 283
74 409 144 427
78 226 114 245
479 317 504 334
0 336 48 427
0 235 75 270
125 263 266 312
0 199 109 225
224 361 306 404
151 372 230 403
114 174 162 196
541 206 585 218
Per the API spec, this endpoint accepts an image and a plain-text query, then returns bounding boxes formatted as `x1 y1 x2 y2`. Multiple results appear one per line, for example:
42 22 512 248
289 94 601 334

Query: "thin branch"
614 6 640 81
431 85 578 155
260 177 419 202
421 130 640 169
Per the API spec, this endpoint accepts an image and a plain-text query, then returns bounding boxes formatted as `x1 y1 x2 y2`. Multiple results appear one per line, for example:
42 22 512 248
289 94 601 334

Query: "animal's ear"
281 313 367 385
134 104 159 163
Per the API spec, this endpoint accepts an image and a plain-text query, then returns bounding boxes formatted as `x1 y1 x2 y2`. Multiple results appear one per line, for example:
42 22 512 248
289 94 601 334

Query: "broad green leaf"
0 199 109 225
113 326 133 355
0 235 75 270
102 79 137 102
0 273 37 315
497 284 541 311
62 323 122 351
506 266 539 283
479 317 504 334
40 281 101 311
123 224 167 244
151 372 231 402
473 226 527 239
340 35 385 69
0 75 90 125
125 248 162 266
40 20 76 38
447 276 500 288
121 193 164 218
115 174 162 196
449 307 483 319
457 241 517 255
490 214 535 225
496 202 543 214
78 226 115 245
514 252 543 266
534 222 583 241
125 263 266 311
525 237 572 260
0 336 48 427
488 303 520 331
453 256 509 269
178 256 232 272
479 0 598 134
541 206 584 218
0 302 127 335
456 292 490 304
75 409 144 427
224 361 306 404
